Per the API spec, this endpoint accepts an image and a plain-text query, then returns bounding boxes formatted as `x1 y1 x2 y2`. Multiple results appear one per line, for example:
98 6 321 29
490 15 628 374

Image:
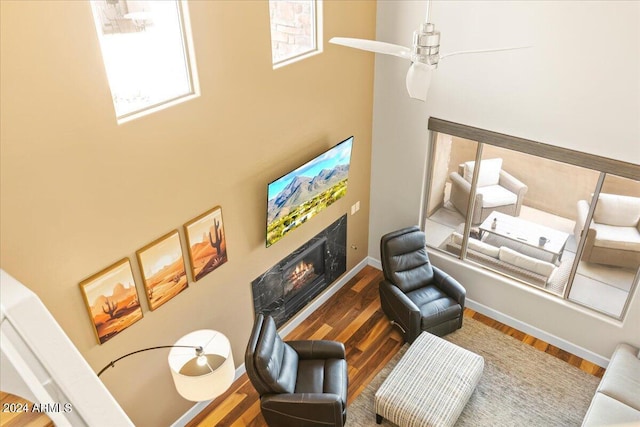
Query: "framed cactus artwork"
79 258 143 345
183 206 228 281
136 230 188 311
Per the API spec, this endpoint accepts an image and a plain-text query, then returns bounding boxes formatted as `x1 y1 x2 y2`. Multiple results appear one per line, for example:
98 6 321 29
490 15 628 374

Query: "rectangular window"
269 0 323 68
423 119 640 320
90 0 199 123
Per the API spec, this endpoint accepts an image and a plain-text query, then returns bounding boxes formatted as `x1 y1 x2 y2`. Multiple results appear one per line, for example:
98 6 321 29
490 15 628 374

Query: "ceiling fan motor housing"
412 23 440 67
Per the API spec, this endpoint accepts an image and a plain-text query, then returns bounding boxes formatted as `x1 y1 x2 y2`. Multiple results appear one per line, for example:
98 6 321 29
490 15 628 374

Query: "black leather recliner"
379 226 466 343
245 314 348 427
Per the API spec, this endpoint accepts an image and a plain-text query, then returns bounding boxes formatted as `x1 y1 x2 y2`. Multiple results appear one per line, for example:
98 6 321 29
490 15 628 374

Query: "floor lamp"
98 329 235 402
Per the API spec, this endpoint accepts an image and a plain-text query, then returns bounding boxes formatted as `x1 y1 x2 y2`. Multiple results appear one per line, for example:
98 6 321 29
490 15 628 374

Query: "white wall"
369 0 640 362
426 1 639 158
369 0 430 250
0 270 133 426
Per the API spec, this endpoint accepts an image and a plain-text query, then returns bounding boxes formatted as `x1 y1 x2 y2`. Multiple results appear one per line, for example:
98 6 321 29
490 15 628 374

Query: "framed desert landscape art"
184 206 228 281
79 258 143 345
136 230 188 311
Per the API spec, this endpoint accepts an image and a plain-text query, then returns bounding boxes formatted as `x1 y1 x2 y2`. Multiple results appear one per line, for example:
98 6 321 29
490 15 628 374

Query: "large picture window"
269 0 322 68
90 0 199 122
423 119 640 320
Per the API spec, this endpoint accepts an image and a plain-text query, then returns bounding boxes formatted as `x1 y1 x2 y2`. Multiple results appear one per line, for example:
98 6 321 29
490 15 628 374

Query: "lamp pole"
97 345 203 377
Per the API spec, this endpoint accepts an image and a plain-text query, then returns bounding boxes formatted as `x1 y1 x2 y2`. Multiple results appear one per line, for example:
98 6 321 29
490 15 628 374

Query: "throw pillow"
451 232 500 258
463 158 503 187
498 246 556 277
593 193 640 227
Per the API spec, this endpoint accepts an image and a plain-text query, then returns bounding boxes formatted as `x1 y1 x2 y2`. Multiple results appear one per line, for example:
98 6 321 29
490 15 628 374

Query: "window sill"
116 92 200 125
272 49 322 70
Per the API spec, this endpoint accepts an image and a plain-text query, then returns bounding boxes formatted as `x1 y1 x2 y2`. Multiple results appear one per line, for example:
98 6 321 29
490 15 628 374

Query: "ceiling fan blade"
440 46 532 60
329 37 412 60
406 62 433 101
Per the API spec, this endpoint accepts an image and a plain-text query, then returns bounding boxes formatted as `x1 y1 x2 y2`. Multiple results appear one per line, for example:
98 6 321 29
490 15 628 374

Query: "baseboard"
170 257 370 427
466 299 610 368
368 256 381 270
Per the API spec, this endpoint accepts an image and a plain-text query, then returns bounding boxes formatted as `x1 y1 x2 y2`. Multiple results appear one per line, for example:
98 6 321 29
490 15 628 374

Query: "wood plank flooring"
0 392 54 427
188 265 604 427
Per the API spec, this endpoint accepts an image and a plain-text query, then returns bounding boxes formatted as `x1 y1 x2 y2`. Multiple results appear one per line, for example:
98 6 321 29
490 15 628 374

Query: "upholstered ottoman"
374 332 484 427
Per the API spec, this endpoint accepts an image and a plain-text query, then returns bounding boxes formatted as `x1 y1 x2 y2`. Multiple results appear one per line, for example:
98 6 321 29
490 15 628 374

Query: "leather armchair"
245 314 348 427
379 226 466 343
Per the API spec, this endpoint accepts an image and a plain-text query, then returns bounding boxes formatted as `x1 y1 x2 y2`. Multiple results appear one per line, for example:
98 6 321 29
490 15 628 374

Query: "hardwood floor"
188 265 604 427
0 392 54 427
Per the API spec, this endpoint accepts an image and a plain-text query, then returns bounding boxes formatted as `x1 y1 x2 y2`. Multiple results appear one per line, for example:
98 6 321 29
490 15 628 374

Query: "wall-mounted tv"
266 136 354 247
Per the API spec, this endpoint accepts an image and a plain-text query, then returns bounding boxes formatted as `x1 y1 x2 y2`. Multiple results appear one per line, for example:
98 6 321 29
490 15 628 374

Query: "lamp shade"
168 330 235 402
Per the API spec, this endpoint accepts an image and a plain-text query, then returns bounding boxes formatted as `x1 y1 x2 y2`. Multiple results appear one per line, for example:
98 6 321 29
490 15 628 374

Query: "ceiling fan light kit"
406 62 433 101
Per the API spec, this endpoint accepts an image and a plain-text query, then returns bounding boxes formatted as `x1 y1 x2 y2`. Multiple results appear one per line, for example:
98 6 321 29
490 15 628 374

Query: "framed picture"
136 230 188 311
79 258 143 345
184 206 228 281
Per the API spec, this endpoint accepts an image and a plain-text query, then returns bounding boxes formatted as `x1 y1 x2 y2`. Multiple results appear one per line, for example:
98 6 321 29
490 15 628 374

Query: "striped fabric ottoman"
374 331 484 427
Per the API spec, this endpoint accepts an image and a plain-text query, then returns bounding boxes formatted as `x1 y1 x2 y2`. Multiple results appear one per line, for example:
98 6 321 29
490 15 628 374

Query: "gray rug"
348 318 600 426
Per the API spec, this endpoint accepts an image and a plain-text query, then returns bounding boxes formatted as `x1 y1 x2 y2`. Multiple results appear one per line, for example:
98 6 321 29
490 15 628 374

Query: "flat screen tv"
266 136 354 247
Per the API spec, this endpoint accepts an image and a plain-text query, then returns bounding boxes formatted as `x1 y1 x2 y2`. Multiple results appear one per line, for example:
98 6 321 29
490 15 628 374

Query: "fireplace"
252 215 347 328
281 239 326 316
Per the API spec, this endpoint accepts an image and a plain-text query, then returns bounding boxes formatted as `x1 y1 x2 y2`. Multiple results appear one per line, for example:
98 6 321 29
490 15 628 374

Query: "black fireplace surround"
252 215 347 328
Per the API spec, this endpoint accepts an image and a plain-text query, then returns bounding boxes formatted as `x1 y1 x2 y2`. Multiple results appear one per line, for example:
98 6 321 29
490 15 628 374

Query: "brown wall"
0 1 376 426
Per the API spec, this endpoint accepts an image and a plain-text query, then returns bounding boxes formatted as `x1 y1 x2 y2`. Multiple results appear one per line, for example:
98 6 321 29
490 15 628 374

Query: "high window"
269 0 322 68
90 0 199 123
423 119 640 320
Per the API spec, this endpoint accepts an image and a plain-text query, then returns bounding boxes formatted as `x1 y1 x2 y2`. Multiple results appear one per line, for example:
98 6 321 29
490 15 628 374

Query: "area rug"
348 318 600 426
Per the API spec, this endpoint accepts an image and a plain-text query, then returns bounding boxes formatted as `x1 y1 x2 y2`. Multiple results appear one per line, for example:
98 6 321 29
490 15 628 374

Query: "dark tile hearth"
252 215 347 328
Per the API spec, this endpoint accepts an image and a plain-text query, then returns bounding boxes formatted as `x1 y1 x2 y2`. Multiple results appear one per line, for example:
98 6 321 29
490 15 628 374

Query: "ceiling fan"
329 3 530 101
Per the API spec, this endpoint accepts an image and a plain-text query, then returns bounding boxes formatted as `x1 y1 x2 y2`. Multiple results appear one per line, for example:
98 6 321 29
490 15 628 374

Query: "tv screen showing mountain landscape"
267 136 353 247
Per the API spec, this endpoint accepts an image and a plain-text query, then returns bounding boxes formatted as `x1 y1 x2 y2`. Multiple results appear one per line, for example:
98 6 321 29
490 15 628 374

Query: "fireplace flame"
289 261 315 291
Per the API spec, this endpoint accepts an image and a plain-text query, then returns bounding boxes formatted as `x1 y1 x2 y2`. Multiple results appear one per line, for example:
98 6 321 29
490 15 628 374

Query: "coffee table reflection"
479 211 570 264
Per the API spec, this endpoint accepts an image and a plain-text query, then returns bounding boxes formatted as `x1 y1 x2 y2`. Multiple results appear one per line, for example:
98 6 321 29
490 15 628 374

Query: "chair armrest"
287 340 345 360
379 279 421 342
432 266 466 307
574 199 590 238
450 171 471 193
581 227 597 261
499 170 528 196
261 393 344 426
449 172 483 220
